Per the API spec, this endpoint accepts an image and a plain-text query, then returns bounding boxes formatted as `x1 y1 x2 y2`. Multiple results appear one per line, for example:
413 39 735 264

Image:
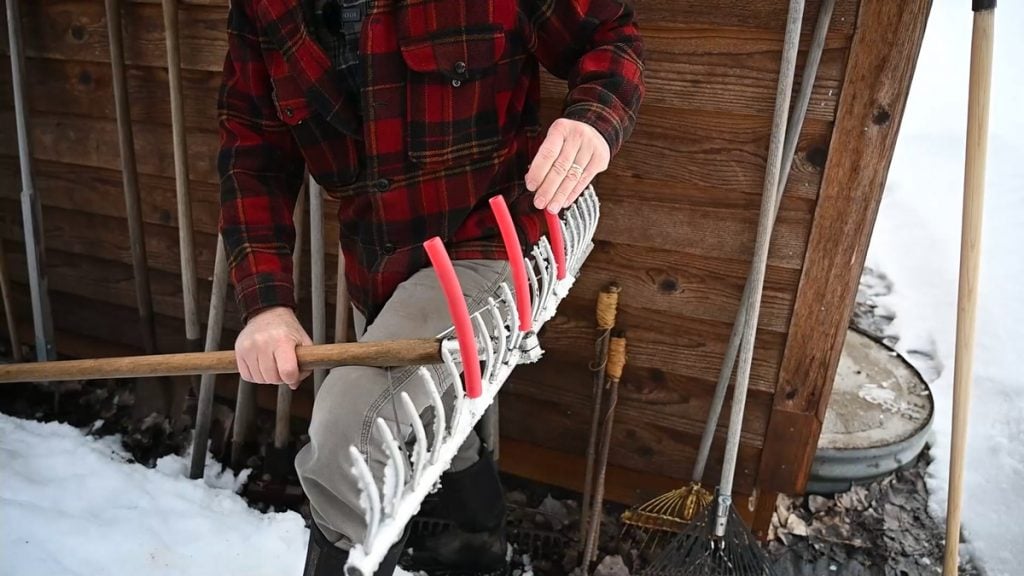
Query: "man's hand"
525 118 610 213
234 306 313 389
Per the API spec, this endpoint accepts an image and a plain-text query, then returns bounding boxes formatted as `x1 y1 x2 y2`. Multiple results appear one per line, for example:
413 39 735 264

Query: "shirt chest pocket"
398 25 507 167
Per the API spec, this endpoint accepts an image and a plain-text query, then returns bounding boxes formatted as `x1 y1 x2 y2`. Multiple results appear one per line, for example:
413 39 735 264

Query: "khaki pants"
295 259 510 549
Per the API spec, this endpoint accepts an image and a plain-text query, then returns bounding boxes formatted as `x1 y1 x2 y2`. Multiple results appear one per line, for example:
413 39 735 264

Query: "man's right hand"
234 306 313 389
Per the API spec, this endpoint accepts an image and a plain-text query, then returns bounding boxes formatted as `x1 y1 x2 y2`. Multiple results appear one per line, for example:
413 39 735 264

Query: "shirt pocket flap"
269 74 315 126
398 26 506 80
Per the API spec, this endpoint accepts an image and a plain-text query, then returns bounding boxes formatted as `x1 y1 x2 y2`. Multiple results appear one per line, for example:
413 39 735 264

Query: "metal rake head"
622 481 715 551
343 187 600 576
639 497 777 576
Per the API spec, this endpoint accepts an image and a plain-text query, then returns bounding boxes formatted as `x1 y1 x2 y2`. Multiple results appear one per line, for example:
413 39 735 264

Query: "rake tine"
349 446 382 545
525 256 541 323
532 241 553 318
419 367 448 467
537 238 558 318
399 391 428 488
487 297 508 368
374 418 406 517
563 208 578 274
568 206 586 272
474 314 495 385
441 342 468 440
585 187 600 240
500 283 522 354
528 246 547 323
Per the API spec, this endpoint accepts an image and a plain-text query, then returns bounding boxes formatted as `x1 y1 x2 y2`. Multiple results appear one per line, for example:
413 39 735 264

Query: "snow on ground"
865 2 1024 575
0 413 312 576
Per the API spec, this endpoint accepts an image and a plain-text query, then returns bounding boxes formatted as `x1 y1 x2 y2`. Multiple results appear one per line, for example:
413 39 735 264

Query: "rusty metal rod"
582 332 627 570
579 283 621 545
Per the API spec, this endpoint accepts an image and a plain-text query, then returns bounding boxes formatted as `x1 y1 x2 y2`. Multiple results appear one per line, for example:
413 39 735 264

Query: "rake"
639 0 805 573
344 187 599 576
623 0 835 550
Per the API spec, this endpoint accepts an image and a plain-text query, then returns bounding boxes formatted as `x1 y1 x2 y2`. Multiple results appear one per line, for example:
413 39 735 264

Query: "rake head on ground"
639 499 776 576
622 481 714 551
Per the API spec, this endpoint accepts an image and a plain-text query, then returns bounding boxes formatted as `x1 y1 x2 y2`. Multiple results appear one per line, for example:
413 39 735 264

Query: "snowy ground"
865 2 1024 575
0 414 313 576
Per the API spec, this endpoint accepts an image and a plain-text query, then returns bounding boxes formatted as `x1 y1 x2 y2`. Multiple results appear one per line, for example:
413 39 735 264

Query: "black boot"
303 520 408 576
408 452 509 575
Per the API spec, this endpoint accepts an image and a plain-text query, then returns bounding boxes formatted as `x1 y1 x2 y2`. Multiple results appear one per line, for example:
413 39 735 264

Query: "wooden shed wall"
0 0 930 524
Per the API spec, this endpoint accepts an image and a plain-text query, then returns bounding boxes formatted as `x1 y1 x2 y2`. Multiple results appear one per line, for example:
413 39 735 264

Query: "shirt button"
454 61 467 74
374 178 390 191
284 106 294 117
451 79 462 88
381 243 396 256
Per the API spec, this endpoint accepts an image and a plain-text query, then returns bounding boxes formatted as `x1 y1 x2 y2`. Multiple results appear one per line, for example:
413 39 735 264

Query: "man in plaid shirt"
218 0 643 573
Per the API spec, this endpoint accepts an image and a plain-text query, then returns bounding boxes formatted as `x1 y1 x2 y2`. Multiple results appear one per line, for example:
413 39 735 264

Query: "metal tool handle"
714 0 805 538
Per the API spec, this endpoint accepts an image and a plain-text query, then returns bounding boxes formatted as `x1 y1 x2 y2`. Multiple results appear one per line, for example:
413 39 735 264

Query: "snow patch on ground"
865 2 1024 574
0 414 309 576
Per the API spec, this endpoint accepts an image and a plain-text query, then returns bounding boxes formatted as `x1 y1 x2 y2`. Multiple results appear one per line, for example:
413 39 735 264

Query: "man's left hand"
525 118 610 213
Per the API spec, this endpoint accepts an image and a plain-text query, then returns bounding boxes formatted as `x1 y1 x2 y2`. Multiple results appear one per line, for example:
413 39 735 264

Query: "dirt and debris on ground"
765 448 982 576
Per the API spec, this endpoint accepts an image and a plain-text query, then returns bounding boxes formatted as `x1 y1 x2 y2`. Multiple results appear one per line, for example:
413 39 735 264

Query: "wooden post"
944 2 994 573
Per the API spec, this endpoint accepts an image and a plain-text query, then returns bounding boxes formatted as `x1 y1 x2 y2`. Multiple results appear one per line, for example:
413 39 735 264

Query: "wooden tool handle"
944 4 994 575
0 339 441 384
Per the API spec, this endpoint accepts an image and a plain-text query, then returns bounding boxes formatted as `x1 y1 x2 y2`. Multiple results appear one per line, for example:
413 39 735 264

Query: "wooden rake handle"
0 339 441 384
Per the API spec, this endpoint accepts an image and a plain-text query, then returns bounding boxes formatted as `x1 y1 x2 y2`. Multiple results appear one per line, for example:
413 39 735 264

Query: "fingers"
237 353 255 383
297 331 314 385
527 119 611 213
256 352 283 385
533 133 580 212
549 144 593 214
525 125 565 196
568 146 608 207
274 345 301 390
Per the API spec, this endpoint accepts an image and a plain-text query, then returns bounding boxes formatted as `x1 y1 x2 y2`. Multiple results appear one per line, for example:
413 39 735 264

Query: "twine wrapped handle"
605 331 627 382
595 283 621 330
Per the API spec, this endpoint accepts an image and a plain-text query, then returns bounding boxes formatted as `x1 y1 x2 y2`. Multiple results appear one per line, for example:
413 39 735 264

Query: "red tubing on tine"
488 196 532 333
424 237 482 399
544 210 567 281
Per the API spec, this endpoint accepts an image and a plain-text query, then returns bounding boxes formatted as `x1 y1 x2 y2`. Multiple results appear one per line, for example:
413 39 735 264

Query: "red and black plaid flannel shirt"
218 0 645 324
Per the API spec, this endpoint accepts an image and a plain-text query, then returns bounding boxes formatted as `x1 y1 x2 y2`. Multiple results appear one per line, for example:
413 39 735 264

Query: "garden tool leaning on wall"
581 330 628 571
0 187 601 576
640 0 805 574
580 283 621 547
622 0 835 551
